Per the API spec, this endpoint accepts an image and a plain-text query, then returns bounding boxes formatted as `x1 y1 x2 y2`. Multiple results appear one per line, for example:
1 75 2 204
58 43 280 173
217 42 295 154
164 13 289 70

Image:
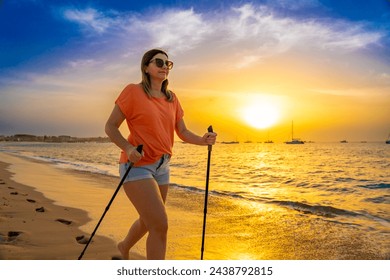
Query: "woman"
105 49 217 260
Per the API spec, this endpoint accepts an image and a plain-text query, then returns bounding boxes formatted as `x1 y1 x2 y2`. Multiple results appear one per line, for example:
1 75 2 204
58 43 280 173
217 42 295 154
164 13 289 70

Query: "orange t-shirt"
115 83 184 166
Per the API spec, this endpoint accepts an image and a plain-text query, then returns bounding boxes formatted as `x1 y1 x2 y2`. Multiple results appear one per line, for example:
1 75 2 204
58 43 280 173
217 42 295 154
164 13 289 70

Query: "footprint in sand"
26 199 36 203
56 218 72 225
76 235 89 244
0 180 5 185
9 191 27 196
7 231 22 242
35 207 45 212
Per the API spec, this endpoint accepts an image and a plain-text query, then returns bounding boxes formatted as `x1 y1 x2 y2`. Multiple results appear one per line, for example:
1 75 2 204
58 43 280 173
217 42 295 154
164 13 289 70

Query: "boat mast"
291 121 294 140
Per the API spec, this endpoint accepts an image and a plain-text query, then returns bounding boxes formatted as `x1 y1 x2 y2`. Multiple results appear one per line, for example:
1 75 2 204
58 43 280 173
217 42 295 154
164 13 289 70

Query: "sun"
241 99 280 129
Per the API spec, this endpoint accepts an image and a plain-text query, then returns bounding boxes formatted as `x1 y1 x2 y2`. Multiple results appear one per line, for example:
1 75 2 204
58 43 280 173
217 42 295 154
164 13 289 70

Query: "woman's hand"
202 132 217 146
125 146 143 163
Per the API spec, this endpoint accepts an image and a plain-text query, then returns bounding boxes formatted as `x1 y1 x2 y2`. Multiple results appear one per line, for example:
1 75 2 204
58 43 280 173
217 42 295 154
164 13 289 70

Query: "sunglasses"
149 58 173 70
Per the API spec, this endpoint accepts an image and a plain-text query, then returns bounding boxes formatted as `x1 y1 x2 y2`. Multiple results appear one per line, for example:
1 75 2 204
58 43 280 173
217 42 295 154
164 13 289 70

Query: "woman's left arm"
176 118 217 146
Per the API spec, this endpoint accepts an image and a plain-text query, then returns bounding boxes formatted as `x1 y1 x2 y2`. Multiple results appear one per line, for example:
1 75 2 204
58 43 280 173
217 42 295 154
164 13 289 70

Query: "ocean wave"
3 150 118 177
335 177 355 182
171 183 204 194
171 183 360 219
272 200 360 218
363 195 390 204
358 183 390 189
54 160 117 177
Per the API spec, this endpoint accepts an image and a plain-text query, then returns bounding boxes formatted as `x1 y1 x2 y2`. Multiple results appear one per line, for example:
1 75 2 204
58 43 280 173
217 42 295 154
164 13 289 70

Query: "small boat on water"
285 121 304 144
221 141 239 144
386 133 390 144
286 139 304 144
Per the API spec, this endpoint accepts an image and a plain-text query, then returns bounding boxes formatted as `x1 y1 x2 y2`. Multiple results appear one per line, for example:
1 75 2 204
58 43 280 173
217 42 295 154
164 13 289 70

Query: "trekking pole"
78 144 143 260
201 125 213 260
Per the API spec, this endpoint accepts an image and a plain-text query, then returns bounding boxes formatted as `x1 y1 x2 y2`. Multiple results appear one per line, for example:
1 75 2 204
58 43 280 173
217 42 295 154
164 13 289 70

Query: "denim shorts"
119 154 170 186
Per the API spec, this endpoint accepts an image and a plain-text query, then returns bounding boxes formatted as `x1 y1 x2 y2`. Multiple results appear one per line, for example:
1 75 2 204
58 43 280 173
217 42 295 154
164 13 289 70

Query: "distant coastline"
0 134 110 143
1 134 388 144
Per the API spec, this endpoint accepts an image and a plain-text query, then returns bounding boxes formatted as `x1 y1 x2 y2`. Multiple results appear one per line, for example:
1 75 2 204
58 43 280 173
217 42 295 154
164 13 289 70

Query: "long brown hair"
140 49 174 102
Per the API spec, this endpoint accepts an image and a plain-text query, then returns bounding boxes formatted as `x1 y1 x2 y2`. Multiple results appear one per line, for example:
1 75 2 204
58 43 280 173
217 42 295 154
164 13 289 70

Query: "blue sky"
0 0 389 141
1 0 389 70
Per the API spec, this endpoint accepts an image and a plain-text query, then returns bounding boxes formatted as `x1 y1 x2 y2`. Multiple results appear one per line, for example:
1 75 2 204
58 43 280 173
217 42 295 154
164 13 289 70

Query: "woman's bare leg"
117 219 147 259
118 179 169 260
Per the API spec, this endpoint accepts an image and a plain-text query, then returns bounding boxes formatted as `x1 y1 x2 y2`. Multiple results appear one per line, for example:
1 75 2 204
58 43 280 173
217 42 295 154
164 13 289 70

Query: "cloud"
156 4 383 56
142 8 212 53
62 7 118 34
224 4 382 55
60 3 384 60
67 58 100 68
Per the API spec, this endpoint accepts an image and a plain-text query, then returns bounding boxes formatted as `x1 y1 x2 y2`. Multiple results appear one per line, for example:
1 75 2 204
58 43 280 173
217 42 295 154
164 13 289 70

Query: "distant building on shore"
0 134 110 143
14 134 42 142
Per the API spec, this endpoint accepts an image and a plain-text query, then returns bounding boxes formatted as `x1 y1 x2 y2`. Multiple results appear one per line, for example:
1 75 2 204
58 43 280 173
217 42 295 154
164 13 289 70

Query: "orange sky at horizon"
167 48 390 143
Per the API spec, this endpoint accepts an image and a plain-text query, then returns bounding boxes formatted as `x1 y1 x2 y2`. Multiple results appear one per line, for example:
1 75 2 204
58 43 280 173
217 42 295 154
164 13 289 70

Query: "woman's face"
145 53 171 81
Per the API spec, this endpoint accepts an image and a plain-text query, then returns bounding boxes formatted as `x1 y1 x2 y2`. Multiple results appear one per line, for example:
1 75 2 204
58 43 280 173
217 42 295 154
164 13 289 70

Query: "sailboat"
285 121 304 144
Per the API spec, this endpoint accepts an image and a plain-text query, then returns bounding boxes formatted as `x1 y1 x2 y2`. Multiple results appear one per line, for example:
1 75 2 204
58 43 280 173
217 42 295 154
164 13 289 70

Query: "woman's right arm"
105 104 142 163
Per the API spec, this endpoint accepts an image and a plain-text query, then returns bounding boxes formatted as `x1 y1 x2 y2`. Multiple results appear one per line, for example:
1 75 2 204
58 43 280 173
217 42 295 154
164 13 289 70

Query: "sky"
0 0 389 142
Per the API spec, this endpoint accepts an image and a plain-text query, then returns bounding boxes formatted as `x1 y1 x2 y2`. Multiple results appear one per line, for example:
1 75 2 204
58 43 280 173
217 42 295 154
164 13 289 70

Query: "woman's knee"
148 213 168 235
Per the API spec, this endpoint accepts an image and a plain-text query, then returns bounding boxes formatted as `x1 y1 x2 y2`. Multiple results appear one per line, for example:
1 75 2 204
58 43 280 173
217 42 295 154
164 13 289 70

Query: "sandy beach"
0 164 119 260
0 153 140 260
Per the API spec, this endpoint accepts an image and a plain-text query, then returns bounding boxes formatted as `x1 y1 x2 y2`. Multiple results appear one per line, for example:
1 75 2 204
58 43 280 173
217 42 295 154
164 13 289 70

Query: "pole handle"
207 125 213 151
128 144 143 165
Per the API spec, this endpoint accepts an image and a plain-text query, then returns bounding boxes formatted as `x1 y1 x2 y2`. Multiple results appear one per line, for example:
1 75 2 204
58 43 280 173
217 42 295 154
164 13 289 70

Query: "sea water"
1 141 389 259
